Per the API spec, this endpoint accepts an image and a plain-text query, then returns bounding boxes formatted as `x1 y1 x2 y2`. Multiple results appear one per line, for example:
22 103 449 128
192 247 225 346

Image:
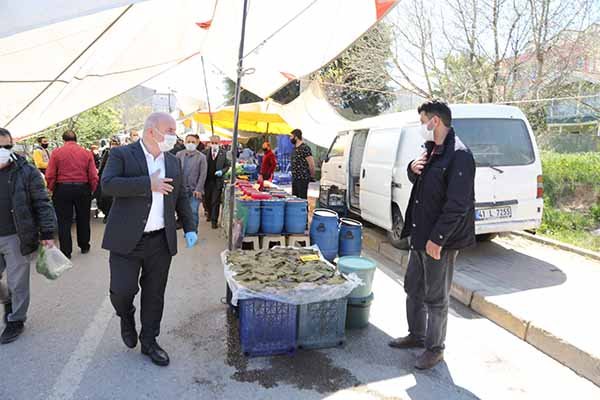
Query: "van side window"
328 133 349 158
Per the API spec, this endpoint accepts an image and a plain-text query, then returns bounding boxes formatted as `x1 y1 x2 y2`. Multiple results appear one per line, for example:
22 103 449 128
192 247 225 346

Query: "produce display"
227 248 347 291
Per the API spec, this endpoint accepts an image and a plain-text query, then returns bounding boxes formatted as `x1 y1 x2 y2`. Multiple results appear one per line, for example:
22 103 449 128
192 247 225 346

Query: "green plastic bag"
35 245 73 280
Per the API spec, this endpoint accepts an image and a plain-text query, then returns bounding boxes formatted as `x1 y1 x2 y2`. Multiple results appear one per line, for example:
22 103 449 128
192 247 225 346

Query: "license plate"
475 206 512 221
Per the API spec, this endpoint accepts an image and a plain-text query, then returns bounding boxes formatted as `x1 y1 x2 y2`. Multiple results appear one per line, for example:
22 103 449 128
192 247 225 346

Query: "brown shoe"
415 350 444 370
388 335 425 349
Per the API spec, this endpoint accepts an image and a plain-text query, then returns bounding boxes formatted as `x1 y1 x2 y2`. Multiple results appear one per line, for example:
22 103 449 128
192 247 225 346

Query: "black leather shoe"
81 247 90 254
120 315 138 349
0 321 24 344
3 303 12 324
211 222 218 229
141 341 170 366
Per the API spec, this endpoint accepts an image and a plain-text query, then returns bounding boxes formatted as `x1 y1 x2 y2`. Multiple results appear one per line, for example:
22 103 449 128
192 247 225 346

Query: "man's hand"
41 239 54 248
410 152 428 175
425 240 442 260
150 170 173 195
185 231 198 248
193 191 203 200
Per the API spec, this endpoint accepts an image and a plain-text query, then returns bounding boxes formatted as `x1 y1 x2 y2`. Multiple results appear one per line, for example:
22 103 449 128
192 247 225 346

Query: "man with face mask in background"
259 141 277 183
0 128 56 344
101 112 197 366
32 136 51 175
176 134 207 231
388 100 475 370
203 136 230 229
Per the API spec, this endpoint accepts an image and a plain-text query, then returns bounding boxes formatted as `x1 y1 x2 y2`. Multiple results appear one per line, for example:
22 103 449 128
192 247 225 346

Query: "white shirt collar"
140 139 163 161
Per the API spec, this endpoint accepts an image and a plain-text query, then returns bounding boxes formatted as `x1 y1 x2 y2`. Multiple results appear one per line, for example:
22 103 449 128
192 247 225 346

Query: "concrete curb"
363 227 600 388
510 231 600 262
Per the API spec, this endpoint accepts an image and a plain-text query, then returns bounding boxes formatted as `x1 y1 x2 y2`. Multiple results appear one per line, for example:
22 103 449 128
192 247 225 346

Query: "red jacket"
46 142 99 192
260 150 277 180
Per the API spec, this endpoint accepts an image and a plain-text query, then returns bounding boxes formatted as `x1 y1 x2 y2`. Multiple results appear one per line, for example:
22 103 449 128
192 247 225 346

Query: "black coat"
6 155 57 255
400 129 476 251
100 141 194 256
203 148 231 185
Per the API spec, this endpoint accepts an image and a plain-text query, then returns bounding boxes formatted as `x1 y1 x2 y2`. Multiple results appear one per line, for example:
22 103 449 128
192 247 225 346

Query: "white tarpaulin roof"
0 0 398 139
279 81 351 148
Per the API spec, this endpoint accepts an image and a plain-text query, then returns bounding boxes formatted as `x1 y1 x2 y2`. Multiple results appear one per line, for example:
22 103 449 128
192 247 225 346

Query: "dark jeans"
204 180 223 225
53 183 92 257
404 249 458 352
292 179 309 199
109 230 172 344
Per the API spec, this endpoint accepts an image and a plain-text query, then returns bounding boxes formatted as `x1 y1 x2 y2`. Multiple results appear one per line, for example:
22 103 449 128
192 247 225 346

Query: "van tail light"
536 175 544 198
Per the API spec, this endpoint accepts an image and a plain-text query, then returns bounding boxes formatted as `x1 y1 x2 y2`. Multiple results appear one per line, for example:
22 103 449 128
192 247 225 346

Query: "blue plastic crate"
297 298 347 350
239 298 297 357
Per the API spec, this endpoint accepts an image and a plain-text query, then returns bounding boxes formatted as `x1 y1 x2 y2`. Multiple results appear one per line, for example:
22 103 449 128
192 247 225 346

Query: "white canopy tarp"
279 81 351 148
0 0 398 139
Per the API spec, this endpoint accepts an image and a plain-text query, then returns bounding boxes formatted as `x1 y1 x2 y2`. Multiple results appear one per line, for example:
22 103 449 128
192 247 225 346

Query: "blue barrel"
310 209 339 261
239 200 261 235
261 200 285 234
339 218 363 257
285 199 308 234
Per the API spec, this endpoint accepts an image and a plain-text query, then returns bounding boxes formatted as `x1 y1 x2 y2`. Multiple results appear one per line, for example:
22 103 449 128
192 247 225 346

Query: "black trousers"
109 230 172 344
404 249 458 352
292 179 309 199
53 183 92 257
204 180 223 225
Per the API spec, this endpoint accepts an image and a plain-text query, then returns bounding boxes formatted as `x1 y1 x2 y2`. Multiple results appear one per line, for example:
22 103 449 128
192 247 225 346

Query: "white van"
320 104 544 248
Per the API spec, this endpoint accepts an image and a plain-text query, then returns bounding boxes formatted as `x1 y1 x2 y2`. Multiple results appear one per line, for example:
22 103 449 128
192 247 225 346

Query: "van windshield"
453 118 535 167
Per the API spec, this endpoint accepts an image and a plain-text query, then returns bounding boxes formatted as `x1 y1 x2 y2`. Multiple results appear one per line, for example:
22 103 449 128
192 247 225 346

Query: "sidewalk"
363 227 600 387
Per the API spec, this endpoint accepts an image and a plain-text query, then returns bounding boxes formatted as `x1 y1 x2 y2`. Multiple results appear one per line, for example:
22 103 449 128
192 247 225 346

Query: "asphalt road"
1 218 598 400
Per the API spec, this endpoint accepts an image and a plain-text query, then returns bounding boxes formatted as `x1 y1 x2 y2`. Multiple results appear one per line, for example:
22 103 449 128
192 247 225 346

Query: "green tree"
223 78 262 105
318 22 395 117
72 100 123 146
24 99 123 147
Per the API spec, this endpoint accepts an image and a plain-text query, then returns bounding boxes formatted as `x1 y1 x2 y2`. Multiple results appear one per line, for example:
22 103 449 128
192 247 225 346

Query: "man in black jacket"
0 128 57 344
203 136 231 229
101 113 197 367
388 101 476 370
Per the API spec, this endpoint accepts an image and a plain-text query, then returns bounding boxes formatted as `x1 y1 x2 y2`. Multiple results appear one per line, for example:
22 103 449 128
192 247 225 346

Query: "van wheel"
476 233 498 242
388 207 409 250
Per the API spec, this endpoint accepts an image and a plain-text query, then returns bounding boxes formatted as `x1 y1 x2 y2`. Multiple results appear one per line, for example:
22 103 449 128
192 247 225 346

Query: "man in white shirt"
101 112 197 367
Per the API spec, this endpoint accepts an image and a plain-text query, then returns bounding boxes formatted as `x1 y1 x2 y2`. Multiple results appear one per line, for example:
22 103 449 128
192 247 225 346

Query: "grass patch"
538 152 600 252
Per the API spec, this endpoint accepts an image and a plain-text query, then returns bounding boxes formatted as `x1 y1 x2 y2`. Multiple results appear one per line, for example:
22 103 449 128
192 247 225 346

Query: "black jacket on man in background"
401 128 476 251
4 154 57 256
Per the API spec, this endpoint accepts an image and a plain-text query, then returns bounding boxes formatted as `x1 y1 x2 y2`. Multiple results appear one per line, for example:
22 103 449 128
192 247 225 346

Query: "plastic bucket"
285 199 308 234
339 218 363 257
346 293 374 329
239 200 261 235
310 209 339 261
337 256 376 298
261 200 285 234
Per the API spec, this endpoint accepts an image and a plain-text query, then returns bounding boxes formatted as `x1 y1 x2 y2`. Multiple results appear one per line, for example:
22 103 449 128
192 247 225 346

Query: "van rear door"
321 131 350 189
452 118 540 230
359 128 402 230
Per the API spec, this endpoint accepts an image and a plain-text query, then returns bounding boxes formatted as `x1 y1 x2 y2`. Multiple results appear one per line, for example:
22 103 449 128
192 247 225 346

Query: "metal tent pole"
201 56 216 135
227 0 250 251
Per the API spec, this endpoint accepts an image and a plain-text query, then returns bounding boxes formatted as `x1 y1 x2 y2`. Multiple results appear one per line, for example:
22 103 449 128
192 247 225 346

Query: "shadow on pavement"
223 308 480 399
457 240 567 296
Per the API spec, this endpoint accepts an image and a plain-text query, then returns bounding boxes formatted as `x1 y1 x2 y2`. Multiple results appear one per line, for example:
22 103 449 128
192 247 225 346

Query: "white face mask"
185 143 197 152
154 129 177 152
420 120 435 142
211 144 220 151
0 148 13 165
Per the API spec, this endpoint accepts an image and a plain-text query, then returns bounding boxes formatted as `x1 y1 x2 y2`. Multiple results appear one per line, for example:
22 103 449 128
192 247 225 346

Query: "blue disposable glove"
185 231 198 248
215 170 223 177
